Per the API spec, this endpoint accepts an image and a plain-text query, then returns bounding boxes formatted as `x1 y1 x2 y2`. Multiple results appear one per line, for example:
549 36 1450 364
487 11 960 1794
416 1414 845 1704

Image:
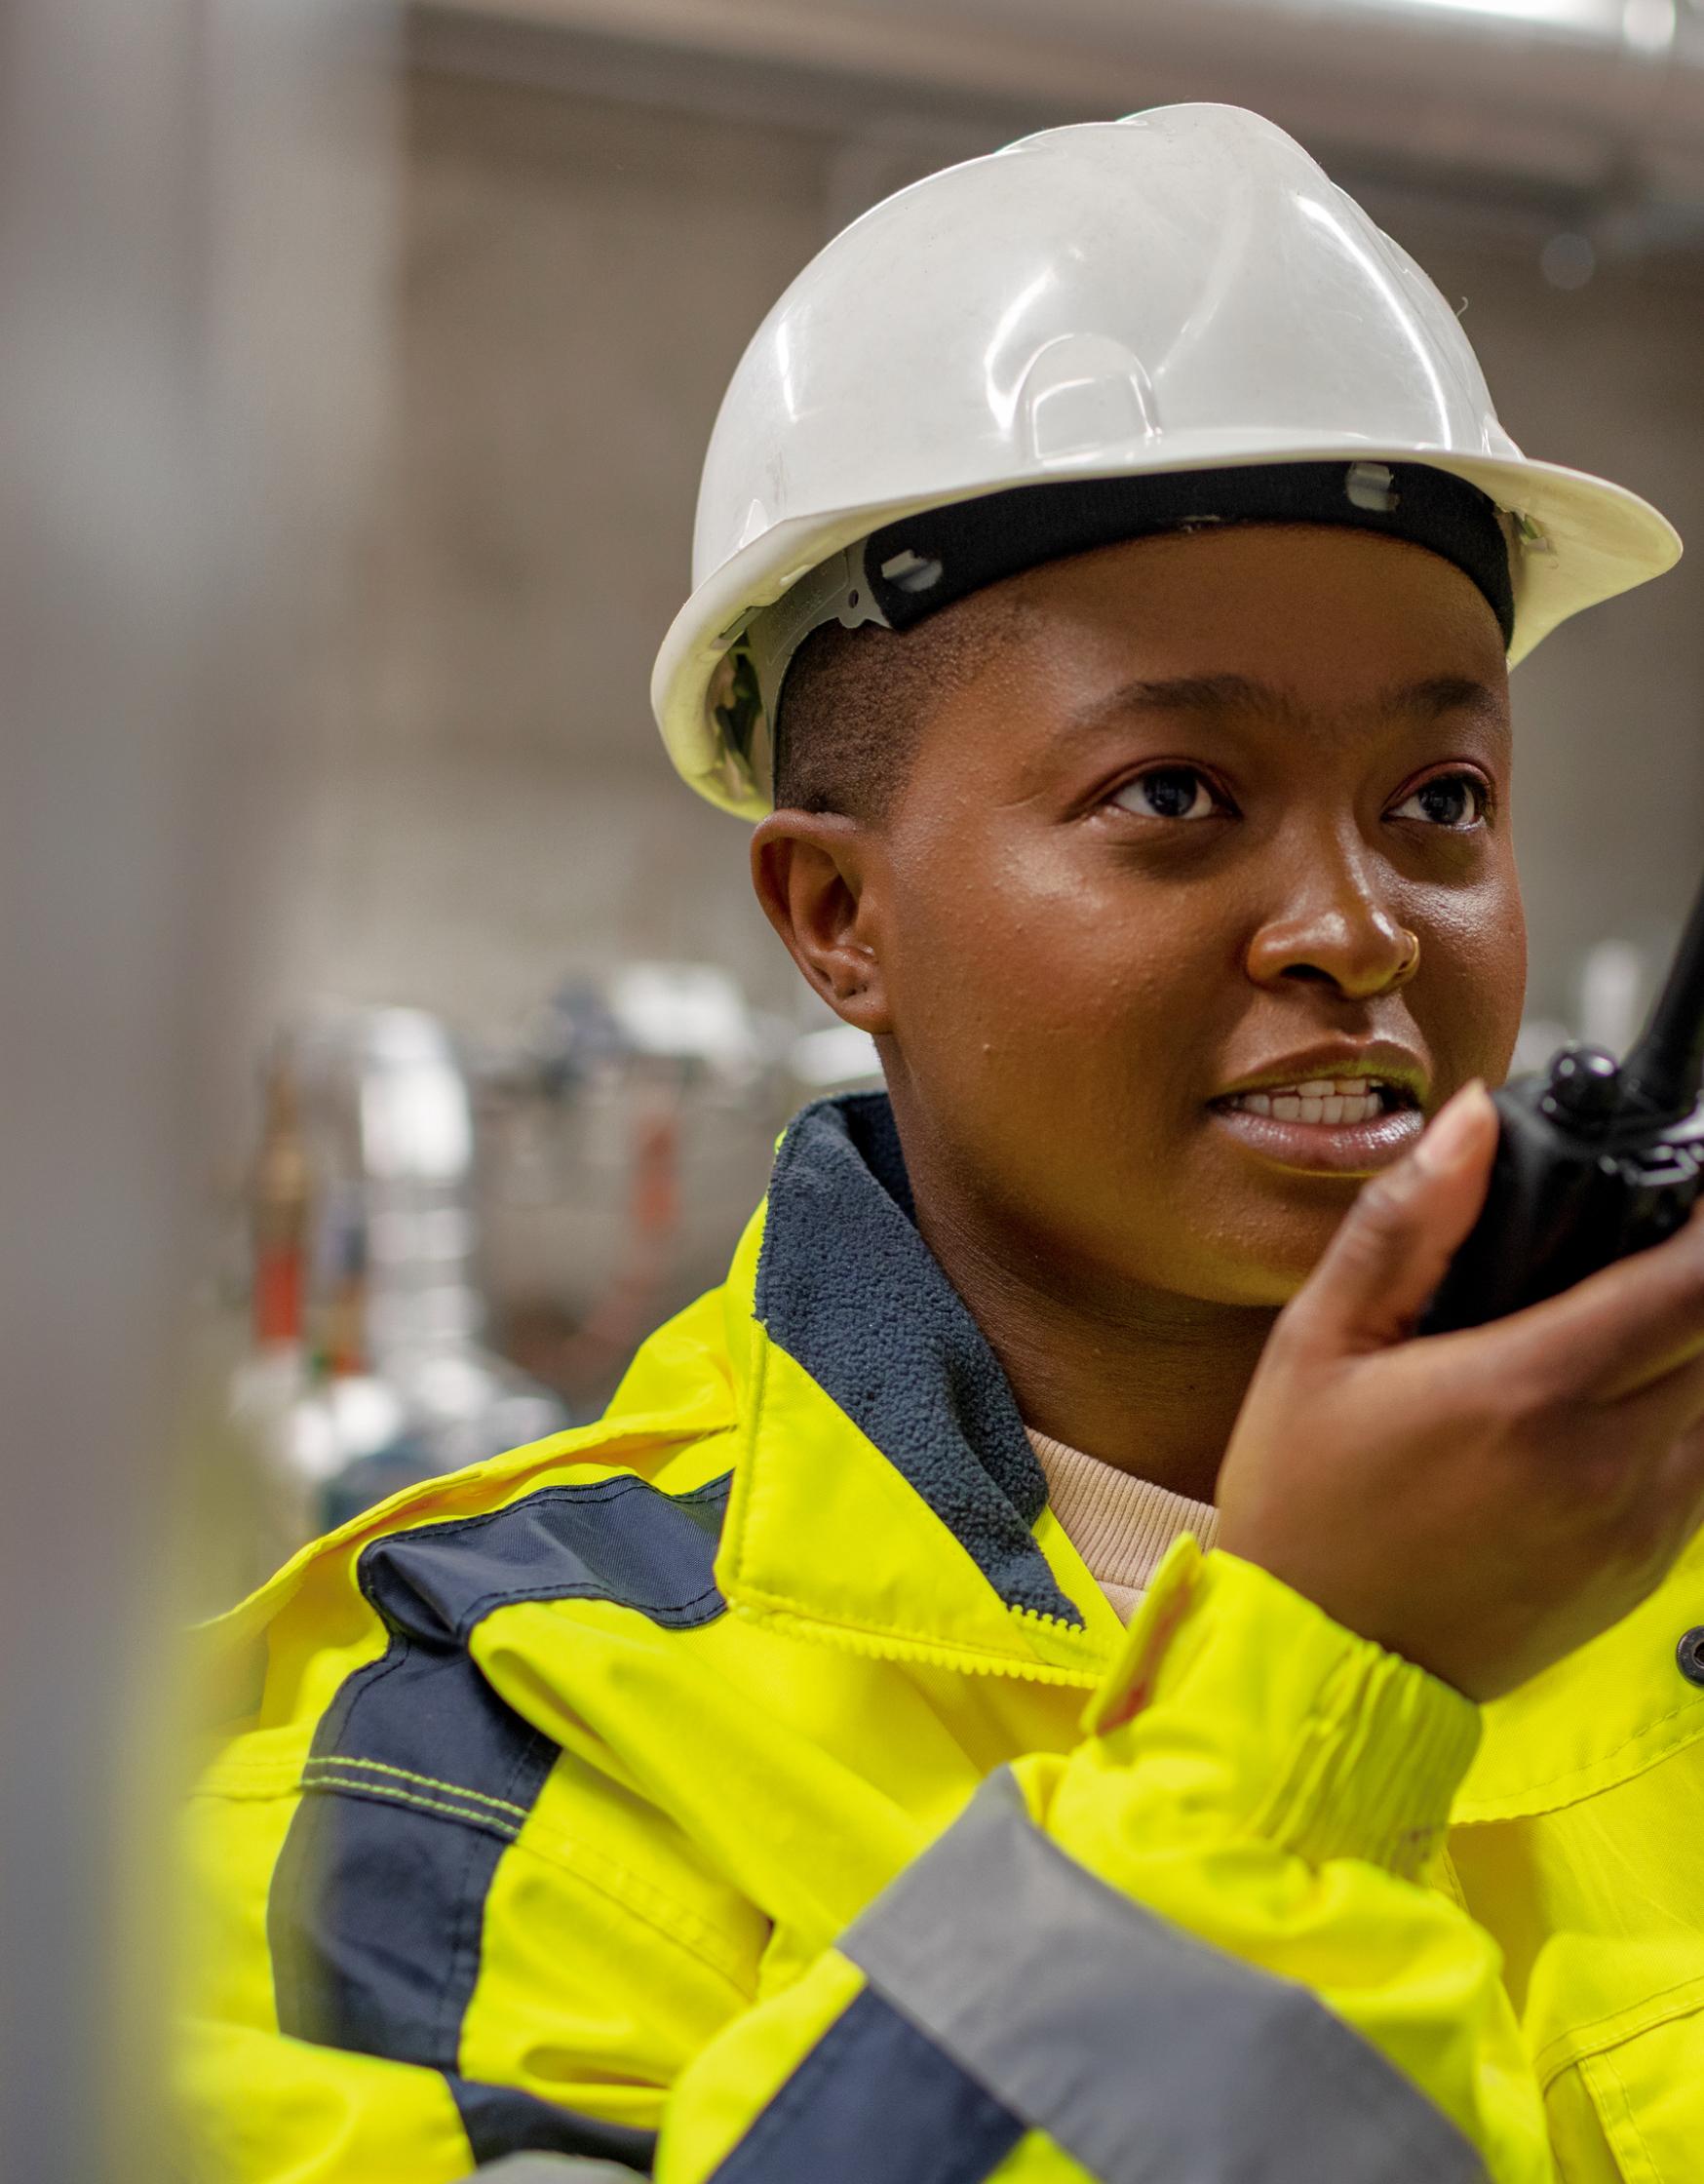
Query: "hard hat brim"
652 444 1681 820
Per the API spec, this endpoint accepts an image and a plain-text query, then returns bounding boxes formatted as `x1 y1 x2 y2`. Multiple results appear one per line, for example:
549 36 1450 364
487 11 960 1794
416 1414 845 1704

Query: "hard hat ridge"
655 102 1682 818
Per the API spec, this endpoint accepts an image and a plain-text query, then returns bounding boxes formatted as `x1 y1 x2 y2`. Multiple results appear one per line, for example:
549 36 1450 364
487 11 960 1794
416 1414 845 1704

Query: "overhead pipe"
415 0 1704 247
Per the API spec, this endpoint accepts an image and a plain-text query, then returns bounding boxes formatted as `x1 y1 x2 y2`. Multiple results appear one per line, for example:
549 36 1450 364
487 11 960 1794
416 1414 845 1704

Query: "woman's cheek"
1424 881 1526 1079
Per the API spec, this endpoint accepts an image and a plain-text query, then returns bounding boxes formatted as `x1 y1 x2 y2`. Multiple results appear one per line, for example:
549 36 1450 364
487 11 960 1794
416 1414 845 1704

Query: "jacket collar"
716 1093 1117 1683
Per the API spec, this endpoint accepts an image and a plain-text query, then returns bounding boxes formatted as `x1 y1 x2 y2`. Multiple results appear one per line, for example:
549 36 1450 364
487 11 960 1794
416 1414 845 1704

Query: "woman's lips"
1208 1075 1425 1174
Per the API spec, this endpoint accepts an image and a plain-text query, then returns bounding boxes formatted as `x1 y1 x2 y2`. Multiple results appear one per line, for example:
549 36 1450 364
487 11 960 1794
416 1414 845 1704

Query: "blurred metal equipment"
0 0 398 2178
227 969 879 1569
416 0 1704 265
480 961 878 1420
234 1009 568 1574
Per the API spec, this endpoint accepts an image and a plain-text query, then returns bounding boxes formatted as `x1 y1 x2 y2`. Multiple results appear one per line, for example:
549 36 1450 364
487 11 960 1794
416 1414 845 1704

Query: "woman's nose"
1245 883 1420 1001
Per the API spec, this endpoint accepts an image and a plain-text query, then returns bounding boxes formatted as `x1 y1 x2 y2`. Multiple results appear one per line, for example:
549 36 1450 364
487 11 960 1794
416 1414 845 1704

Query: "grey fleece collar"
753 1091 1083 1628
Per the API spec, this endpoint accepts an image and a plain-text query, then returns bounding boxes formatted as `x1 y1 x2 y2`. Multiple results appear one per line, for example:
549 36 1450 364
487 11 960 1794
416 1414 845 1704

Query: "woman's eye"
1110 766 1221 822
1390 772 1489 830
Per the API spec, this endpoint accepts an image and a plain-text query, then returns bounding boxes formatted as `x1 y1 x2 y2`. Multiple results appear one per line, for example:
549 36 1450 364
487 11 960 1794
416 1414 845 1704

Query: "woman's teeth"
1223 1078 1390 1125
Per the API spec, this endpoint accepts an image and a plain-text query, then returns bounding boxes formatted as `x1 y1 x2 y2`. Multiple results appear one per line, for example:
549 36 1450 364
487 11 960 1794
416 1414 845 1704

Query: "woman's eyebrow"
1071 674 1286 726
1383 674 1508 723
1067 672 1507 733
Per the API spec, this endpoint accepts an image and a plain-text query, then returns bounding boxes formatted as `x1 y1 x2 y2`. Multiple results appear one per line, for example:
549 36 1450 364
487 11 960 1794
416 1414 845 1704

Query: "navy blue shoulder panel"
755 1093 1079 1627
359 1472 731 1647
268 1471 732 2126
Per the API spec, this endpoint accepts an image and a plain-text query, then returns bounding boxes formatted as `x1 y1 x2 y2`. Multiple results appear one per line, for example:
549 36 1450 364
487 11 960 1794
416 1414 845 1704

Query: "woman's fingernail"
1414 1079 1493 1177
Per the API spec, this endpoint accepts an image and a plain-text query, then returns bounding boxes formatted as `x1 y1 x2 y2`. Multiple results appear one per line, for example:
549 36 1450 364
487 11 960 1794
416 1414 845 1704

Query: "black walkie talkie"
1421 869 1704 1334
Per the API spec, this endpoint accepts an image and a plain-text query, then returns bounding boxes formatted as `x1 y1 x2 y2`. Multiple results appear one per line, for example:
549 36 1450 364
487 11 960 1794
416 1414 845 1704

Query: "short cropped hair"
771 586 1030 822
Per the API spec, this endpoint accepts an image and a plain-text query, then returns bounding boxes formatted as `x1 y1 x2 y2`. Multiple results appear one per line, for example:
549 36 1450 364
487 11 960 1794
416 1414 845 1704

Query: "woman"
185 107 1704 2183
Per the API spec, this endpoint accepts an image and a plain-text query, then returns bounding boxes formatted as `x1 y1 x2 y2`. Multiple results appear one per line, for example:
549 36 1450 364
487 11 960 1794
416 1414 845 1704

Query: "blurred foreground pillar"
0 3 395 2176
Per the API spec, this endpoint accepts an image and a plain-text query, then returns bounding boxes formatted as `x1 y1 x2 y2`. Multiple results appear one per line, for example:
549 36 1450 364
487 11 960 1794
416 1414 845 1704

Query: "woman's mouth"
1208 1075 1426 1173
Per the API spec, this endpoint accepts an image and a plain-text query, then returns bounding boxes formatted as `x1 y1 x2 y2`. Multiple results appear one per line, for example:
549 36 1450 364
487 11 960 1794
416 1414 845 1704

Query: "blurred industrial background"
4 5 1702 2170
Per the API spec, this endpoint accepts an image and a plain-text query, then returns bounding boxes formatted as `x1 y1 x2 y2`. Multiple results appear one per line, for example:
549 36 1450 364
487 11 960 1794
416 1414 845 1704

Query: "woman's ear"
751 811 894 1035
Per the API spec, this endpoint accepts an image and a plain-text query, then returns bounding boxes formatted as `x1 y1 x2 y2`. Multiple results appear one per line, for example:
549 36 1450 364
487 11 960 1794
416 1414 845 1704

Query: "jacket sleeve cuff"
1082 1538 1481 1881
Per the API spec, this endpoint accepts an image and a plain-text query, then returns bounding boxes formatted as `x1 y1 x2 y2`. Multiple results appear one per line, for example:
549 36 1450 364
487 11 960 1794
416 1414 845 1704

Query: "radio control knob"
1545 1045 1622 1125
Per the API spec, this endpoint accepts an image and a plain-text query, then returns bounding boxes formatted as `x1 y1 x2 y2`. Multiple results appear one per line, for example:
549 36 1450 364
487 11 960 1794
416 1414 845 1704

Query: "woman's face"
865 524 1526 1307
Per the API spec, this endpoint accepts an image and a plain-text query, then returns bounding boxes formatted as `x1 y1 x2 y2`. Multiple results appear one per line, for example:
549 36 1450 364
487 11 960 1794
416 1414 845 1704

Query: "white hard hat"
651 103 1680 819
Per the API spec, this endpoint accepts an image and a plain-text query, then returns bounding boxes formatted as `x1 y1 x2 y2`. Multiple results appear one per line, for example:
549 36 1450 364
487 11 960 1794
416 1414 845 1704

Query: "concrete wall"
281 63 1704 1051
280 73 828 1044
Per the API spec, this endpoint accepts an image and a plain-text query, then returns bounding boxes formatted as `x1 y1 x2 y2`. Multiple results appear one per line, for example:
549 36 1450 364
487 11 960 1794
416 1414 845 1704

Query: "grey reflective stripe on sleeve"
841 1772 1488 2184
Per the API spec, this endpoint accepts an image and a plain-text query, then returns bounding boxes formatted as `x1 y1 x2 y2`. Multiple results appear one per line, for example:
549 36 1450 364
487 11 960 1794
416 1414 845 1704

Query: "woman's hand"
1217 1081 1704 1700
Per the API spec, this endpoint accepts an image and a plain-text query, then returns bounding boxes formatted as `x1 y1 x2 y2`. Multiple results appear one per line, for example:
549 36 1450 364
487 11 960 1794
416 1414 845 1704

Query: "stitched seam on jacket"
1453 1695 1704 1821
1587 2047 1665 2184
719 1323 771 1600
271 1626 416 2039
308 1754 530 1816
298 1773 523 1840
192 1764 303 1799
266 1769 758 2004
436 1708 557 2062
1531 1971 1704 2089
466 1576 725 1626
733 1575 1097 1649
502 1823 760 2002
722 1587 1105 1684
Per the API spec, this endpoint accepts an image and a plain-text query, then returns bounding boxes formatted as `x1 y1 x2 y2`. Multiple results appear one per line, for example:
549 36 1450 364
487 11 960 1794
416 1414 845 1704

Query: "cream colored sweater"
1026 1427 1220 1622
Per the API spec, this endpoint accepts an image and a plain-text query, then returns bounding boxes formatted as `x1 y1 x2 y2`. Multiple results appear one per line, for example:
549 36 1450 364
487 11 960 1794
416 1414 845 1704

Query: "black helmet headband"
726 460 1516 783
861 459 1514 643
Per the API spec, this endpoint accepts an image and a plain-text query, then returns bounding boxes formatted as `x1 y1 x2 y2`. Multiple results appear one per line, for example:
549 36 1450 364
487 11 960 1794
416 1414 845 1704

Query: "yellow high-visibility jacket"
183 1094 1704 2184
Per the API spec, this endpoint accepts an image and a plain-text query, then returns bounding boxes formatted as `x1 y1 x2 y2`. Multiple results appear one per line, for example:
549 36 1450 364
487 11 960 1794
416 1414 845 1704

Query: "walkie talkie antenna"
1620 870 1704 1120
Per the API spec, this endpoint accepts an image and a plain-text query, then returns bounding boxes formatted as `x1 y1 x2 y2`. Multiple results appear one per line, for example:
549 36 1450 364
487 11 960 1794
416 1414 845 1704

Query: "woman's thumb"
1288 1079 1500 1353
